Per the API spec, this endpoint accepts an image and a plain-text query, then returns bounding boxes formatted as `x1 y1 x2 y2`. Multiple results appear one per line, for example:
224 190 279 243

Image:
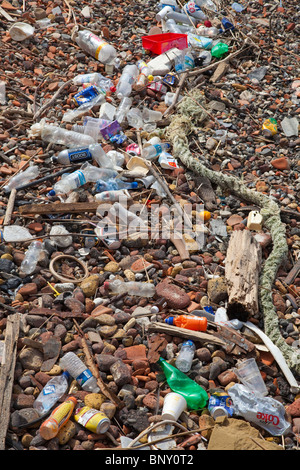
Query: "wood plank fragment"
19 201 101 215
0 313 20 450
148 322 226 347
225 230 262 321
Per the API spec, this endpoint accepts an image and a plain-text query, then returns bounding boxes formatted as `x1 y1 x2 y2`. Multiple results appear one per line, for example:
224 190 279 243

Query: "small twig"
33 79 73 121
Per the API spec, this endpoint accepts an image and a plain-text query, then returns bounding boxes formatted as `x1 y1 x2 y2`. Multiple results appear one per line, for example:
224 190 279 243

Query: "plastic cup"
233 358 268 396
142 107 163 123
161 392 187 421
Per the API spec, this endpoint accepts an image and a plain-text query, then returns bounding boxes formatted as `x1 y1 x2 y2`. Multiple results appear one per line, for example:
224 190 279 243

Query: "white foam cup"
161 392 187 421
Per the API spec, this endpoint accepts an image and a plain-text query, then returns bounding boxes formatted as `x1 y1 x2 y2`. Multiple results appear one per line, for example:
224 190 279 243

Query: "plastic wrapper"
228 384 291 436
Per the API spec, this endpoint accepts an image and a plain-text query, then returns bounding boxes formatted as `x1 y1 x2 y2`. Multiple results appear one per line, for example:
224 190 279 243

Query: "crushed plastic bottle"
158 151 179 169
33 371 70 416
228 384 291 436
158 357 208 410
116 64 139 99
175 340 195 372
75 29 117 64
104 279 156 297
95 189 131 202
182 1 207 20
59 351 100 392
73 72 113 91
115 97 133 124
3 165 39 193
49 163 118 195
20 240 43 275
95 179 138 193
49 225 73 247
134 60 153 91
29 121 95 147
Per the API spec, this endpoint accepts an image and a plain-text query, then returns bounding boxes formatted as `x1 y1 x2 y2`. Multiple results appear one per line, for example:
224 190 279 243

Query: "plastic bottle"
165 314 207 331
49 163 118 195
29 121 95 147
95 189 131 202
59 352 100 392
3 165 39 193
126 108 144 129
182 1 207 20
73 72 113 91
158 0 179 11
103 279 156 297
197 50 212 66
33 371 70 416
52 143 107 166
116 64 139 99
158 357 208 410
95 179 138 192
74 407 110 434
134 60 154 91
194 0 217 11
175 340 196 373
115 97 132 124
165 18 182 34
150 297 168 313
156 5 173 21
20 240 43 275
197 25 219 37
75 30 117 64
166 10 198 26
39 396 77 440
143 143 171 160
183 48 195 70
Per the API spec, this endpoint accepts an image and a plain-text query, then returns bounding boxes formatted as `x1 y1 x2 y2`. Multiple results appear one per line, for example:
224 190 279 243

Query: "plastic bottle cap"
131 182 138 188
165 317 174 325
103 281 110 289
48 190 56 196
148 75 154 82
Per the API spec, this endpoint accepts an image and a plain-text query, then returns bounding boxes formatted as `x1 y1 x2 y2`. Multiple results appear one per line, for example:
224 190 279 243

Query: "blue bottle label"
76 368 93 386
42 384 56 396
68 148 93 163
74 170 86 186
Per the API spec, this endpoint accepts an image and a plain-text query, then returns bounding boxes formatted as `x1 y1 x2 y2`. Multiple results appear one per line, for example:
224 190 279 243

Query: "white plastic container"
75 30 117 64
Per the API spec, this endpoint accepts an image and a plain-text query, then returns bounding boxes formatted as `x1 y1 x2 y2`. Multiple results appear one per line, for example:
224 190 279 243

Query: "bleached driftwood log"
225 230 262 321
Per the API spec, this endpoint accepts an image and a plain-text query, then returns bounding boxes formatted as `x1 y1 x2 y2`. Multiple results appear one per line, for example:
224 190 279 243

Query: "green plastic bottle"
211 42 229 58
158 357 208 410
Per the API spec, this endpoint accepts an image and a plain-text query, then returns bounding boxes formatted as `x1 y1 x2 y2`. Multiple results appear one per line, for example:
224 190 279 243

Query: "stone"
271 157 290 170
286 398 300 418
104 261 120 273
155 278 191 309
57 420 77 445
110 360 132 387
97 324 118 338
100 402 117 420
84 393 106 410
207 277 228 304
18 283 38 297
18 347 44 372
80 275 100 297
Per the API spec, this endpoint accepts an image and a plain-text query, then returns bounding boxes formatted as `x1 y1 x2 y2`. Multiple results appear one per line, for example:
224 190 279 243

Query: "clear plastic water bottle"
197 25 219 37
95 179 138 192
29 121 95 147
104 279 156 297
165 18 182 34
59 352 100 392
52 143 108 166
20 240 43 275
49 163 118 195
116 64 139 99
73 72 113 91
195 0 217 11
143 142 171 160
4 165 39 193
33 371 70 416
175 340 196 373
115 97 132 124
75 30 117 64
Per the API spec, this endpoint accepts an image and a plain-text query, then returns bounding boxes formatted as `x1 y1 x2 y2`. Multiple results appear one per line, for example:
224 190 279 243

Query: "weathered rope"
162 89 300 374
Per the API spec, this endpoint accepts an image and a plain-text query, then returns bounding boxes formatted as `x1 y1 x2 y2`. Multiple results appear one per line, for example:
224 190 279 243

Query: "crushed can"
262 118 278 137
73 85 102 107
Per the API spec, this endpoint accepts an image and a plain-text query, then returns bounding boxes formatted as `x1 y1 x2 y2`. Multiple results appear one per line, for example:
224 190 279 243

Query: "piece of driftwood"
3 188 17 226
225 230 262 321
0 313 20 450
283 258 300 286
19 201 101 215
148 322 226 347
